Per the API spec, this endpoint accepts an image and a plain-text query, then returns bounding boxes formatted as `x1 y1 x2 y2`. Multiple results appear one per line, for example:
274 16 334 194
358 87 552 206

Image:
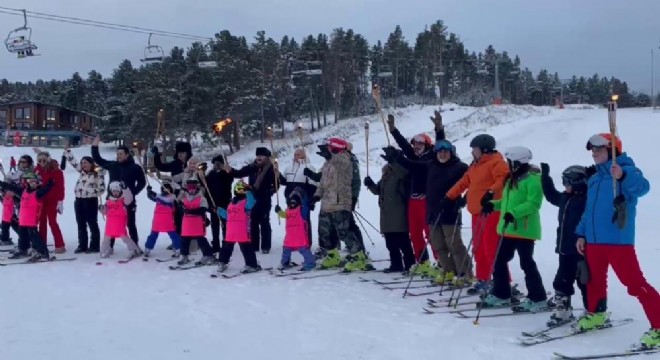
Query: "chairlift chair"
140 33 165 64
4 10 39 59
197 44 217 68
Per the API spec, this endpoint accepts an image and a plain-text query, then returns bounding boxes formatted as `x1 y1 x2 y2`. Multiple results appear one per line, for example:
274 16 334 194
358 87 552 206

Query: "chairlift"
509 67 520 75
4 9 39 59
197 44 218 69
432 65 445 77
140 33 165 64
378 65 393 78
476 63 488 75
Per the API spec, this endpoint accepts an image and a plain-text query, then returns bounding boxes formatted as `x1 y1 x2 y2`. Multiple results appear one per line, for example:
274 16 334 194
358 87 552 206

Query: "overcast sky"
1 0 659 93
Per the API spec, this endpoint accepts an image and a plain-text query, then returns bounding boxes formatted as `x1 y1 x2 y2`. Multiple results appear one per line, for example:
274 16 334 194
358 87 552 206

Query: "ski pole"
473 230 507 325
403 209 442 298
353 211 375 247
353 211 381 234
438 211 462 296
450 214 486 308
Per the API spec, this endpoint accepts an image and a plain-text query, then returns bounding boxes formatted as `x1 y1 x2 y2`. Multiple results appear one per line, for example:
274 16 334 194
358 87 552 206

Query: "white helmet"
504 146 533 166
108 181 123 193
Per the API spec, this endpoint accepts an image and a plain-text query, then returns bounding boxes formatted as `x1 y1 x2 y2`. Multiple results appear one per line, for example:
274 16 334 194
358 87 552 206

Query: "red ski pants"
586 244 660 328
408 198 434 262
39 202 65 249
471 212 501 281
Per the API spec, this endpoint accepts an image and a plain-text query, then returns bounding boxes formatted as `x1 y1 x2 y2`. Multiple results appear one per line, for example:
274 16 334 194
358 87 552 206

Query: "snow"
2 105 660 360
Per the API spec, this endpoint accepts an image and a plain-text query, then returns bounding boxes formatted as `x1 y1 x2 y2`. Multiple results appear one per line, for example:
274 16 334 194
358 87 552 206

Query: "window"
15 107 30 120
17 122 31 130
31 136 48 146
0 110 6 121
46 109 56 121
50 136 66 146
45 123 56 130
72 115 80 125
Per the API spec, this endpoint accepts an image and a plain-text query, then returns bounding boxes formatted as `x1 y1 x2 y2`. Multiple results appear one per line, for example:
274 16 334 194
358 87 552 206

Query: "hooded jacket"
365 163 409 233
314 151 352 213
91 146 146 198
541 170 586 256
390 127 444 197
35 160 65 204
491 165 543 240
575 153 649 246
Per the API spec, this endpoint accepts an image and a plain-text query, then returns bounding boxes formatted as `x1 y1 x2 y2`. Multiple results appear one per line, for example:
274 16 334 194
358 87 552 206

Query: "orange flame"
213 118 233 134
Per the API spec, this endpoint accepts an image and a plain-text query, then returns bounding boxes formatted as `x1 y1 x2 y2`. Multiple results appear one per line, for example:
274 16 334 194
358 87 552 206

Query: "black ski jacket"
390 127 444 197
541 172 586 256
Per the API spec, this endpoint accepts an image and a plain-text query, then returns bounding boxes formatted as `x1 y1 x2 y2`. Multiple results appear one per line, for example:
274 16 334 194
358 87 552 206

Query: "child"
274 187 316 271
540 162 589 326
481 146 548 312
177 178 214 266
0 186 19 246
364 163 415 274
0 172 54 261
216 180 262 274
99 181 141 259
144 179 182 258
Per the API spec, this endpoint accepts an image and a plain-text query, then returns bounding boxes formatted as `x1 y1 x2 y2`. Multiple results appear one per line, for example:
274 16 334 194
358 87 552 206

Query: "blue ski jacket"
575 153 649 246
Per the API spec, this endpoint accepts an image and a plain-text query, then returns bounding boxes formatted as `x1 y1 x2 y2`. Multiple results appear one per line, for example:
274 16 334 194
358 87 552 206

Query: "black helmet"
469 134 496 153
562 165 588 190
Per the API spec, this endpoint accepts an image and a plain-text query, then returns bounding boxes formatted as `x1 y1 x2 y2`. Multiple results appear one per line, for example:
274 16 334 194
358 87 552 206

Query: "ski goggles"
433 140 453 152
562 175 586 187
586 134 609 150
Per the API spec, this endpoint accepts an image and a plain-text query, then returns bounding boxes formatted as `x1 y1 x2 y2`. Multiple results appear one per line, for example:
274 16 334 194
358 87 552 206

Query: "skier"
99 181 141 259
0 172 54 261
222 147 277 254
402 137 471 285
445 134 510 295
363 160 415 274
9 156 16 173
64 149 105 254
91 135 146 248
216 180 262 274
346 142 364 253
279 148 318 247
314 138 371 272
143 179 182 258
480 146 548 311
176 179 214 266
205 155 233 254
2 155 35 247
385 111 445 277
0 183 18 246
274 187 316 272
34 151 66 253
575 133 659 348
540 162 589 326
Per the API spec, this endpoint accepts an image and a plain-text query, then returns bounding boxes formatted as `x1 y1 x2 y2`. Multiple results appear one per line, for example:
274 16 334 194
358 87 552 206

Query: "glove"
480 190 494 208
481 201 494 215
363 176 375 188
437 196 449 210
430 110 443 131
381 146 400 163
98 204 106 212
503 212 515 225
303 168 313 178
585 165 596 177
540 162 550 175
312 195 321 204
351 197 358 211
204 216 210 227
309 202 315 211
274 205 282 213
576 258 590 285
386 114 395 131
146 185 152 191
455 196 467 210
316 144 331 160
57 201 64 215
612 194 627 228
151 146 159 155
147 189 157 198
47 179 55 186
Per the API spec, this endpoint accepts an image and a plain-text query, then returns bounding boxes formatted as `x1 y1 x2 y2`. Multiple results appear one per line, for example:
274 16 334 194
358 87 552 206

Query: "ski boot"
143 249 151 259
8 249 29 259
277 262 299 271
318 249 343 269
547 293 575 327
576 312 610 332
177 255 191 266
314 248 327 260
299 262 316 272
640 328 660 349
27 253 46 262
1 240 15 246
433 271 455 285
478 294 511 308
466 280 491 296
261 249 270 254
342 251 375 272
216 262 229 273
512 298 548 313
74 246 87 254
195 256 216 266
382 266 404 274
240 265 263 274
171 250 180 258
410 261 433 277
452 275 475 288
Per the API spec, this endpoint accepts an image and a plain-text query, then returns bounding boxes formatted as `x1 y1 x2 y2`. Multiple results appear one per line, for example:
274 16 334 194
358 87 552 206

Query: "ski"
169 264 204 271
155 257 178 263
455 306 557 319
361 278 429 285
552 347 660 359
422 302 514 314
118 256 141 264
383 283 437 291
211 267 273 279
427 293 479 305
521 319 576 337
0 257 76 266
518 318 634 346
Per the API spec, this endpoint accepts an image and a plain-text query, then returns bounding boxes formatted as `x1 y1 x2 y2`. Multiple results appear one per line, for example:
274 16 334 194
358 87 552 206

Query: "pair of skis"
211 267 274 279
0 256 76 266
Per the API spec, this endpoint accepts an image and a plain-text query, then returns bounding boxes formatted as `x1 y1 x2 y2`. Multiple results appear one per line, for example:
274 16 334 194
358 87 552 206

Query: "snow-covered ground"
1 104 659 360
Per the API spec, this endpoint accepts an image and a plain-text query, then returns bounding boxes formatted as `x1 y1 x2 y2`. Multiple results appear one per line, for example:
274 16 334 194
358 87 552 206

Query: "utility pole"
494 58 502 104
652 48 656 110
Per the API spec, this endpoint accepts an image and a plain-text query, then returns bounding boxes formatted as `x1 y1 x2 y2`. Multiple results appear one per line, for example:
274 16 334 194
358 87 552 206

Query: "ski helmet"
411 133 433 147
185 179 200 193
562 165 588 191
433 139 455 154
22 171 41 185
233 180 247 195
504 146 533 171
586 133 622 154
469 134 496 153
108 181 123 193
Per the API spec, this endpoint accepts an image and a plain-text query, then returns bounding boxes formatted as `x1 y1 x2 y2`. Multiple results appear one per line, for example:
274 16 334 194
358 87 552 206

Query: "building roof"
0 100 101 119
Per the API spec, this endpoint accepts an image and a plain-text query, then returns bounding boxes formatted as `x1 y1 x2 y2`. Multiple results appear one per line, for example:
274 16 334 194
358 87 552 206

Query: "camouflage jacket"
315 151 353 213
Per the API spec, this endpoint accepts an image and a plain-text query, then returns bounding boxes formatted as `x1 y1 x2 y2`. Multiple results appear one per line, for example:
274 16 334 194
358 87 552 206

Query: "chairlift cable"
0 7 211 41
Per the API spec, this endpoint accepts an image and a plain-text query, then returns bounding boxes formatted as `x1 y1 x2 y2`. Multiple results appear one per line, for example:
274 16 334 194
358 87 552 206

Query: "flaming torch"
213 117 233 164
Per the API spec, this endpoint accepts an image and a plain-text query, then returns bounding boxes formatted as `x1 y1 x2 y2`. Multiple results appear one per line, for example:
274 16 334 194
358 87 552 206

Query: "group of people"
0 110 659 349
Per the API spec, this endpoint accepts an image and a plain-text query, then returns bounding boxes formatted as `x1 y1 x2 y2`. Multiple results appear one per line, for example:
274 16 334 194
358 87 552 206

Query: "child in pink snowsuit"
216 180 261 274
0 171 54 261
144 180 182 258
0 188 18 246
275 188 315 271
176 178 214 266
99 181 140 258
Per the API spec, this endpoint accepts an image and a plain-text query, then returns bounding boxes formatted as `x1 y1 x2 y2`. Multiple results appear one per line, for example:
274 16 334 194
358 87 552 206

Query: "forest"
0 20 648 150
